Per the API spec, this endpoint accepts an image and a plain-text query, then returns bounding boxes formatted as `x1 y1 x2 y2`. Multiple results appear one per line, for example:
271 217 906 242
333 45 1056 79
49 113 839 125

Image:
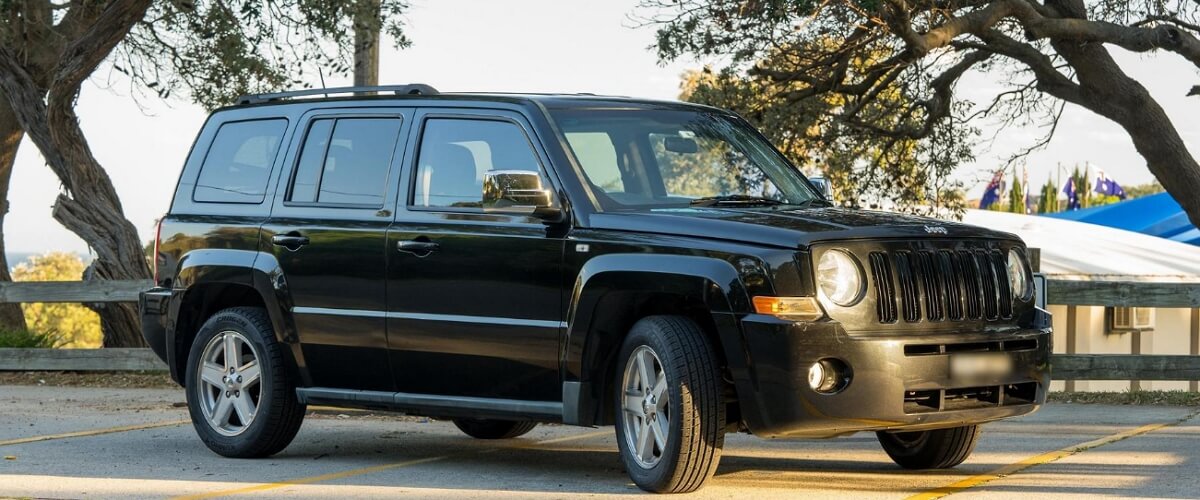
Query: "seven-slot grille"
869 248 1013 323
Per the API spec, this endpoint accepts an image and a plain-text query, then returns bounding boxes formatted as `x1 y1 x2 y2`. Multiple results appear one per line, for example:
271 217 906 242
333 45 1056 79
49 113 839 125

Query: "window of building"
1107 306 1155 333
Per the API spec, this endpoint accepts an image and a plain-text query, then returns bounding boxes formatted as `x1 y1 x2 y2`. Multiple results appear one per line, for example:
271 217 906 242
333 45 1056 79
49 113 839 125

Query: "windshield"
550 108 821 210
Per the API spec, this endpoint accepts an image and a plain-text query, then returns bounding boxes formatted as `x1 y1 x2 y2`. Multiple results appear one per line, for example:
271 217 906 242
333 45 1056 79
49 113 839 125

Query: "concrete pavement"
1 385 1196 499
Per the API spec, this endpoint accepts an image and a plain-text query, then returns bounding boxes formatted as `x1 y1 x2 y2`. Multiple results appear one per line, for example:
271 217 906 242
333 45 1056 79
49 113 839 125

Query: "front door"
387 109 565 402
264 108 413 391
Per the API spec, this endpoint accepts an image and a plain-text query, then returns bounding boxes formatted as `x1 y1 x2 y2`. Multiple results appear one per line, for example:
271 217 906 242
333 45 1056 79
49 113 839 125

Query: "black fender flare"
166 249 304 385
560 253 755 425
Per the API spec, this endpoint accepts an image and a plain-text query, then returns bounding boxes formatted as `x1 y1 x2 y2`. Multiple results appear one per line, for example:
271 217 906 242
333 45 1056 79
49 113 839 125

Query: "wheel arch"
561 254 752 426
167 249 301 386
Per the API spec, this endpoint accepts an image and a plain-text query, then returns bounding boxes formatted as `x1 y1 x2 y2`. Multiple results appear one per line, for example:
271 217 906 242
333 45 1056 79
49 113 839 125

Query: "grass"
1049 390 1200 406
0 328 61 348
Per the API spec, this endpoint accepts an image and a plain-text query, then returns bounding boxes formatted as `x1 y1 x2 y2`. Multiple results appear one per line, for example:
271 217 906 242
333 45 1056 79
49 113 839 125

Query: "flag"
979 170 1004 209
1094 170 1127 200
1064 177 1079 210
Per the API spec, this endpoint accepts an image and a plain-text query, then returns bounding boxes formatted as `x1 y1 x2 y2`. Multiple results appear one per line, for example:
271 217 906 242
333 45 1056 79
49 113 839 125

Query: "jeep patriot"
140 84 1051 493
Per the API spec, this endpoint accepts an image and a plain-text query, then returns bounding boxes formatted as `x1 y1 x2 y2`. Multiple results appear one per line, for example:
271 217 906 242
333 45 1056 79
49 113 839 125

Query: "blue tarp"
1044 192 1200 246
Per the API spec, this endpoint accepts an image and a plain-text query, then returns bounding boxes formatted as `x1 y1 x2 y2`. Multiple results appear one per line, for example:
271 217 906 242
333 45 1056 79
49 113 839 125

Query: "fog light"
807 358 851 394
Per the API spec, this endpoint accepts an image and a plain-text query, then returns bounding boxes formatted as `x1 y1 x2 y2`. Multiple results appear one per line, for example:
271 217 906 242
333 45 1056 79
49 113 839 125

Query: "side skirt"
296 387 564 423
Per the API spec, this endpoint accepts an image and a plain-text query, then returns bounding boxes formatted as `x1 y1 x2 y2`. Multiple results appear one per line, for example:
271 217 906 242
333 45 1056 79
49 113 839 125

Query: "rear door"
263 107 413 391
386 109 566 402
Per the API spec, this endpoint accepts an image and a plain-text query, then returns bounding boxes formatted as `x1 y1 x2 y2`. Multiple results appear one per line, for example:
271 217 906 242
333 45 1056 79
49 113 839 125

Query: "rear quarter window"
193 119 288 204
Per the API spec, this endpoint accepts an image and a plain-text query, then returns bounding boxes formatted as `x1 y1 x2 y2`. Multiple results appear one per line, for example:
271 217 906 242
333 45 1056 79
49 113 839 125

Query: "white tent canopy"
961 209 1200 280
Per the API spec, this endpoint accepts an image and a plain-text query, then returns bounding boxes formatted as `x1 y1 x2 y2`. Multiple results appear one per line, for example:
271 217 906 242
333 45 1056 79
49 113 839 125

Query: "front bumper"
138 287 172 364
734 315 1051 438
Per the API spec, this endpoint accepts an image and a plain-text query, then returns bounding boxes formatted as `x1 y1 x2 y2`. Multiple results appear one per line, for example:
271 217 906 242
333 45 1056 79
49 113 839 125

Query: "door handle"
271 232 310 250
397 239 439 256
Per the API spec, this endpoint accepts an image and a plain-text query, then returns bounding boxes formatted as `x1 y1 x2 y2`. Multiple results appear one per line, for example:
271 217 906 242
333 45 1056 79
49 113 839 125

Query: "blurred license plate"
950 353 1013 379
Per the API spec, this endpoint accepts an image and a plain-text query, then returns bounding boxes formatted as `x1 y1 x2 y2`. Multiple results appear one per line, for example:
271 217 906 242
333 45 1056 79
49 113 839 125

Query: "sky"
6 0 1198 255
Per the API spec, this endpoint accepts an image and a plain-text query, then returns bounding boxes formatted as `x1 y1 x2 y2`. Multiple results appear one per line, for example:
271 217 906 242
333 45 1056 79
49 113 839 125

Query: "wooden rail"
1051 355 1200 381
0 280 151 304
0 348 164 371
1046 279 1200 308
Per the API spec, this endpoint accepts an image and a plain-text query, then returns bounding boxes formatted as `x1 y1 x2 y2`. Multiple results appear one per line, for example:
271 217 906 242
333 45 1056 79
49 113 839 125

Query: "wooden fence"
0 278 1198 386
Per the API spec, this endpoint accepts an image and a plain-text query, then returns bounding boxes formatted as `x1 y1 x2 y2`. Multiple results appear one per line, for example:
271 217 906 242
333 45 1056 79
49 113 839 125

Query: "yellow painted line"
907 415 1194 500
172 429 611 500
0 419 190 447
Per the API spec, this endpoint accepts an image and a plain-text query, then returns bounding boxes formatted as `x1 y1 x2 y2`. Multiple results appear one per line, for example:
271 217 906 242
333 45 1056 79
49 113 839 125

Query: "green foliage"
1125 180 1165 199
12 253 102 349
0 328 60 348
679 66 973 218
1069 165 1092 209
1037 181 1058 214
1007 170 1025 214
117 0 412 109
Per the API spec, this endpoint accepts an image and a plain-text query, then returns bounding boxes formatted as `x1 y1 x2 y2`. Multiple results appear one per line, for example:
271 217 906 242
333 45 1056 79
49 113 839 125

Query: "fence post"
1191 308 1199 392
1131 329 1142 391
1065 305 1077 392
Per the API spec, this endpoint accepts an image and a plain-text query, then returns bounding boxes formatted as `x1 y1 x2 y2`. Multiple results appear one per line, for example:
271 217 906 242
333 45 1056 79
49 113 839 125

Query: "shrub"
0 328 62 348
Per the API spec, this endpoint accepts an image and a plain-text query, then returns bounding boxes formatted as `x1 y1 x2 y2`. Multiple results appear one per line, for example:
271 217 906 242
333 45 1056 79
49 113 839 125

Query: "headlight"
1006 248 1031 299
817 250 864 306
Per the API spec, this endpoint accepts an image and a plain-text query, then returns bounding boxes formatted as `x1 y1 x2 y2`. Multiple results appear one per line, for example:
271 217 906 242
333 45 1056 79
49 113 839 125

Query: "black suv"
140 84 1051 493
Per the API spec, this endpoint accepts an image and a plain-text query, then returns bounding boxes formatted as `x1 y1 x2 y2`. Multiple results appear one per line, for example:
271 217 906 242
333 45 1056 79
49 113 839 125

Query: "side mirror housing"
482 170 561 220
809 176 834 201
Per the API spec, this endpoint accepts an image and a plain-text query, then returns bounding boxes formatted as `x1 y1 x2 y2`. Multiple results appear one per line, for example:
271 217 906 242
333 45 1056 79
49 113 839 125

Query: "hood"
587 207 1020 249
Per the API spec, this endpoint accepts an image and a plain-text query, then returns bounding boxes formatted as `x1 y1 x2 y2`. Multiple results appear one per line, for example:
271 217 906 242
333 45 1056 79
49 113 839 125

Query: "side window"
564 132 624 193
193 119 287 204
288 117 404 207
413 118 543 209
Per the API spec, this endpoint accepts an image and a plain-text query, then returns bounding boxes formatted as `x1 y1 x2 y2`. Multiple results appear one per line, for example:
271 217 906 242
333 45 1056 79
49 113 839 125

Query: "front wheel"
613 316 725 494
877 425 982 469
185 307 305 458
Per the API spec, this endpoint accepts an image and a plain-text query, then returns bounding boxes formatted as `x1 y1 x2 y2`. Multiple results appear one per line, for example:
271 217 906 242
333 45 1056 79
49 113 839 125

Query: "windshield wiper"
689 195 785 207
783 198 833 209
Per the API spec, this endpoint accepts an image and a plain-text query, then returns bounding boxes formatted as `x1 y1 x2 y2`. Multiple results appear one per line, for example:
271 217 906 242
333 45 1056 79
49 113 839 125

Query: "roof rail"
235 84 439 105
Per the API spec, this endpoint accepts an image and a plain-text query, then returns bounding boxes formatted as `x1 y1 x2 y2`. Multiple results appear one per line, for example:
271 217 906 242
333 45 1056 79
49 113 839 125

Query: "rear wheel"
185 307 305 458
877 425 982 469
613 316 725 493
452 419 537 439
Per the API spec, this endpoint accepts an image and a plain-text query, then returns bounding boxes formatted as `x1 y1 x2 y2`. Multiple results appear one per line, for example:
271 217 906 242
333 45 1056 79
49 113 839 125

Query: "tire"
877 425 982 469
185 306 305 458
613 315 725 493
452 419 537 439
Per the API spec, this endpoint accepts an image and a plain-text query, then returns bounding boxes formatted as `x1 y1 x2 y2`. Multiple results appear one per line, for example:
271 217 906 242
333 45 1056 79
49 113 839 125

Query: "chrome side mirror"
482 170 560 219
809 176 834 201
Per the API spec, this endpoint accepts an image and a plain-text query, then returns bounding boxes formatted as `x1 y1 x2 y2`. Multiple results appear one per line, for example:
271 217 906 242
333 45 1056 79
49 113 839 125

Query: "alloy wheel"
196 330 262 436
621 345 670 469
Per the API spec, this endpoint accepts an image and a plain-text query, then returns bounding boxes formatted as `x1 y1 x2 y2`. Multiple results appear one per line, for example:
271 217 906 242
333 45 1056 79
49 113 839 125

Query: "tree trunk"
353 0 381 87
0 0 153 347
0 96 28 332
1046 0 1200 230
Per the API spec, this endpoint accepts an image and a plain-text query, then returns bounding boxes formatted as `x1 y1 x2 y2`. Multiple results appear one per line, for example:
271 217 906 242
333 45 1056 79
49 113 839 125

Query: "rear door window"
193 119 287 204
287 117 404 207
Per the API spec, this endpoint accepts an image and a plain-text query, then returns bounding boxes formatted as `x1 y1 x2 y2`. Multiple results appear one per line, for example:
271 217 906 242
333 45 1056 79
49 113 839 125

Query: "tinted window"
194 119 287 203
413 119 543 208
288 117 403 206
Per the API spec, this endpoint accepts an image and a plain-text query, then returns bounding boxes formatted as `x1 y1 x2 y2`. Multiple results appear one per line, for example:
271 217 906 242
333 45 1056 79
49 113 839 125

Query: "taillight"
153 217 164 284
